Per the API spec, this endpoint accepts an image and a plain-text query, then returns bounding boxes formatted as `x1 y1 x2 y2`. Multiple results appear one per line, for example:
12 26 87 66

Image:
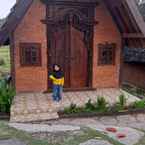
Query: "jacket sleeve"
61 77 64 86
49 75 56 81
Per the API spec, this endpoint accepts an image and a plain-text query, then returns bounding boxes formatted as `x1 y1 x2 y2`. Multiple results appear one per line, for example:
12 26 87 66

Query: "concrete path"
9 123 80 133
9 113 145 145
0 139 26 145
80 139 113 145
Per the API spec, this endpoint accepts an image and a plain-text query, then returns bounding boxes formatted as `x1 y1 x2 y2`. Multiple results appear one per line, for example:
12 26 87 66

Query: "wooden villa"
0 0 145 93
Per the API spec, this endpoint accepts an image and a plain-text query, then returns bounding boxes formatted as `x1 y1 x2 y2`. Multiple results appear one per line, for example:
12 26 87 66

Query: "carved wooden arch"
45 6 97 50
49 8 89 22
42 2 97 88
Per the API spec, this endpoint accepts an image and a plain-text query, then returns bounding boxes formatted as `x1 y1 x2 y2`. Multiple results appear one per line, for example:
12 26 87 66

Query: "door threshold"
63 87 96 92
43 87 96 93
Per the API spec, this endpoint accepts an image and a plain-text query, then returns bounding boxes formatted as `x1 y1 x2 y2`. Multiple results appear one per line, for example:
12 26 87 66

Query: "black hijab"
52 64 64 79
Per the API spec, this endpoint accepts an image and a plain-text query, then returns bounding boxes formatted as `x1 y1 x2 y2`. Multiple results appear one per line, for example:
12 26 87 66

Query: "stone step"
10 112 59 123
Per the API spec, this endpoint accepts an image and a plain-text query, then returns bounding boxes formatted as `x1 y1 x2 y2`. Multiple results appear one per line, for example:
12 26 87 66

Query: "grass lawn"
0 46 10 78
0 121 124 145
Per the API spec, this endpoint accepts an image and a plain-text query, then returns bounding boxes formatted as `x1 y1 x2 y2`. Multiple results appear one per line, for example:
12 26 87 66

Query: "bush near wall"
62 95 145 115
0 79 15 113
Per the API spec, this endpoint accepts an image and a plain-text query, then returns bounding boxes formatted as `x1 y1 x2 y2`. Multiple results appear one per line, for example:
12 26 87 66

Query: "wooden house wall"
92 2 121 88
13 1 48 92
12 0 122 92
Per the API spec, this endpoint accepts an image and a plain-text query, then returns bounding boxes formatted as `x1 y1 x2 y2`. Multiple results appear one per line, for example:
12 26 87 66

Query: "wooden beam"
122 33 145 38
40 0 98 7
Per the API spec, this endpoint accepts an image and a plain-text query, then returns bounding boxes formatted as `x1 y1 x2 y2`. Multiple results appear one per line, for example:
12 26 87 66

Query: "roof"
104 0 145 35
0 0 145 46
0 0 33 45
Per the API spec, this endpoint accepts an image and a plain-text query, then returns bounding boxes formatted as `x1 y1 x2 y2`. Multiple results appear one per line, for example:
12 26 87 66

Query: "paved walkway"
80 139 113 145
9 113 145 145
10 88 139 122
0 139 26 145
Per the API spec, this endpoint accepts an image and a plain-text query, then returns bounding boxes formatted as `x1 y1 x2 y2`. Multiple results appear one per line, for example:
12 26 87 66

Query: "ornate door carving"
46 4 96 89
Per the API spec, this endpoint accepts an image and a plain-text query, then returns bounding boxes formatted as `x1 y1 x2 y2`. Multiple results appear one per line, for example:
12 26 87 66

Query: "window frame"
20 43 42 67
98 42 116 66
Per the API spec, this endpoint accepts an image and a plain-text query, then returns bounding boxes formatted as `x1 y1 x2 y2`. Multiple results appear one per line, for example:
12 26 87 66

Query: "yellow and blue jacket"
49 75 64 86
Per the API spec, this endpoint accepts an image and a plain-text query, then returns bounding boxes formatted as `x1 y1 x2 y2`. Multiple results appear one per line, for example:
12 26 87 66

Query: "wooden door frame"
43 2 97 90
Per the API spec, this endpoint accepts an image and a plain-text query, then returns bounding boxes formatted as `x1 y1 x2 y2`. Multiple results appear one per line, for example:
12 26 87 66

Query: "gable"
0 0 33 45
104 0 145 36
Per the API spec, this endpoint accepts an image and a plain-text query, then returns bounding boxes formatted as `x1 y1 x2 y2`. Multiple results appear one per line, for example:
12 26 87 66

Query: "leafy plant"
85 99 95 112
0 79 15 113
0 58 5 66
63 103 83 114
132 100 145 109
95 97 108 112
114 94 127 112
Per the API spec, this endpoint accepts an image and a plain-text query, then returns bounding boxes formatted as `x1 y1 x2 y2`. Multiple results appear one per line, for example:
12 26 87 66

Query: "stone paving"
9 113 145 145
80 139 113 145
0 139 26 145
10 88 139 122
9 123 80 133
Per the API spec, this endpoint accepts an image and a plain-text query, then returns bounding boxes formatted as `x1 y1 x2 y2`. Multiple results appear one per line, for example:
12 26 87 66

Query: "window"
20 43 41 66
98 42 116 65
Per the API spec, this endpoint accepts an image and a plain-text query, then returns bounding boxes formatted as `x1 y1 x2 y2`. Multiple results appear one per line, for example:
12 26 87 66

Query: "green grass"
0 121 124 145
0 46 10 78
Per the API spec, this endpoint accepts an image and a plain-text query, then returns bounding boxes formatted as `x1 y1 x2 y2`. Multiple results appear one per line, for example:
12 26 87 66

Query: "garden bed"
58 108 145 119
58 94 145 119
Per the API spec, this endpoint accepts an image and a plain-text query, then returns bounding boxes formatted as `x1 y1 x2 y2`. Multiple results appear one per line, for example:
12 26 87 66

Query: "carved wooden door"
47 5 95 89
70 26 88 88
48 24 88 88
48 25 70 88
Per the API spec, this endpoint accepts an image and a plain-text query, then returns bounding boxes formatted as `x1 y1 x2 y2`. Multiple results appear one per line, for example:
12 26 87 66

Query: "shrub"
85 99 95 112
132 100 145 109
63 103 83 114
0 79 15 113
118 94 127 107
113 94 127 112
0 58 5 66
95 97 108 112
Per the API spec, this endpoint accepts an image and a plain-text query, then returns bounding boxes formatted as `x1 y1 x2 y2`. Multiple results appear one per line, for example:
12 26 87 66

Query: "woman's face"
54 65 60 71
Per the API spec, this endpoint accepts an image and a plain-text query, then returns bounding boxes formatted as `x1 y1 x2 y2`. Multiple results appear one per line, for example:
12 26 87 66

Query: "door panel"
47 10 94 89
70 26 88 88
48 25 88 89
49 26 70 88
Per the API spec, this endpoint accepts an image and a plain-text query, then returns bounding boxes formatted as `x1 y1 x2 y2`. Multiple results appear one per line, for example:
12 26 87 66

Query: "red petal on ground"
106 127 117 133
117 133 126 138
